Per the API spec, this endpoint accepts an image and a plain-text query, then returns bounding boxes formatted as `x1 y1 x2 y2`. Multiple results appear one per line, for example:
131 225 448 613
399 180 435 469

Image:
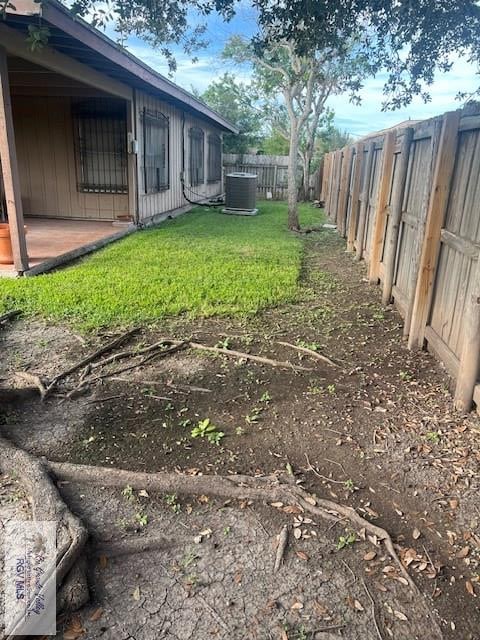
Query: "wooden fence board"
326 103 480 413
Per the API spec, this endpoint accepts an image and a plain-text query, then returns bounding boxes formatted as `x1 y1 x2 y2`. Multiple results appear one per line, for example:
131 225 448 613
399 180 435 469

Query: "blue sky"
108 7 479 137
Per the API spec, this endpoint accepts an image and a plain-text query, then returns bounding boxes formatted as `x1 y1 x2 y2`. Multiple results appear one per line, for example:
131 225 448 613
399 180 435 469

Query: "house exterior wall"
135 89 223 222
11 91 224 223
12 94 129 220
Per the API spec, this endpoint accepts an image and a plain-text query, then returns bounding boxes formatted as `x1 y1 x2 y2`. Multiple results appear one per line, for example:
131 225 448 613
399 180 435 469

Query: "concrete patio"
0 218 133 277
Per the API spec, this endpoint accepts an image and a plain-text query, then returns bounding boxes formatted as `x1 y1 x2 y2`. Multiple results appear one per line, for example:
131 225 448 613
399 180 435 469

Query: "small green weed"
191 418 225 445
426 431 440 444
336 531 356 550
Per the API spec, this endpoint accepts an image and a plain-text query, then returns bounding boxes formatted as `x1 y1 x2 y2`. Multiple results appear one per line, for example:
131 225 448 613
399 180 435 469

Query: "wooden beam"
407 110 461 350
347 142 364 253
336 146 353 238
355 141 375 262
0 48 28 272
0 23 132 101
454 256 480 412
126 99 138 224
368 131 396 283
382 128 413 304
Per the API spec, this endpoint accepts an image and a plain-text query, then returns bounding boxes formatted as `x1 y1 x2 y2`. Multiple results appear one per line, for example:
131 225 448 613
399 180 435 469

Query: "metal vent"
225 172 257 211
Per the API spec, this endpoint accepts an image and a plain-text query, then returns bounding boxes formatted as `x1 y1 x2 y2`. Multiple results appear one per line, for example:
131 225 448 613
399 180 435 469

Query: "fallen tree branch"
47 462 416 592
277 341 338 368
189 342 312 372
43 327 140 399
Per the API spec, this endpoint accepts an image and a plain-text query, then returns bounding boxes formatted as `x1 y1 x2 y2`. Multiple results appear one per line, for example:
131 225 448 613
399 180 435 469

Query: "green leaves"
26 25 51 52
191 419 225 445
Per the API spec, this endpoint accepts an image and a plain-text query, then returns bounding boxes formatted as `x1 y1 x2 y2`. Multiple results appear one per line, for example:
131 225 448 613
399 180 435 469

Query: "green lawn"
0 201 323 331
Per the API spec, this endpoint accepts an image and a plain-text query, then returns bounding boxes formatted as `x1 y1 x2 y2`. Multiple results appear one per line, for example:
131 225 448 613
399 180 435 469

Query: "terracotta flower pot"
0 223 27 265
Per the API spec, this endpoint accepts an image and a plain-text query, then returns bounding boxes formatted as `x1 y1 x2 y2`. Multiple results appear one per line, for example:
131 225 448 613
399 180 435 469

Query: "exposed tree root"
277 340 339 368
0 436 88 638
47 461 417 592
14 335 314 401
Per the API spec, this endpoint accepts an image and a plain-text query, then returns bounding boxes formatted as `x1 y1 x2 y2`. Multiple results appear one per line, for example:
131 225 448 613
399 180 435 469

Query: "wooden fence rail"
322 103 480 414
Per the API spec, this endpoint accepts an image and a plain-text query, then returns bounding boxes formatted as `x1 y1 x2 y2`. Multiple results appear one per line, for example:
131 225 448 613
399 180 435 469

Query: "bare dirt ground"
1 229 480 640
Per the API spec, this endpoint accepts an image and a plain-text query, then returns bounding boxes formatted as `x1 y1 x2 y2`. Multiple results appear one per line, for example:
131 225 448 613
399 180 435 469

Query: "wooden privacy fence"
322 103 480 414
223 153 290 200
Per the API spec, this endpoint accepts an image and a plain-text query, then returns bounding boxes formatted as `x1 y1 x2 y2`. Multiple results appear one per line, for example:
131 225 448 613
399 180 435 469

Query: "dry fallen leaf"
63 616 84 640
394 610 408 622
363 551 377 561
291 601 304 611
412 528 421 540
456 546 470 559
449 499 459 510
98 555 108 569
295 551 309 561
466 580 475 596
354 599 365 612
304 495 317 506
270 502 284 508
293 528 302 540
138 489 149 498
89 608 103 622
132 586 141 601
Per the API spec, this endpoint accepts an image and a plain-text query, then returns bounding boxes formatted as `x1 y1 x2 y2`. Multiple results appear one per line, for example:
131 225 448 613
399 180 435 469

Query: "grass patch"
0 201 323 330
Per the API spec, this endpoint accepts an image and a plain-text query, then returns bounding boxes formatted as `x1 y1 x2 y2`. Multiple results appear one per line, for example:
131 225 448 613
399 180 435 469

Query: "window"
73 98 128 194
189 127 204 186
207 134 222 182
142 108 169 193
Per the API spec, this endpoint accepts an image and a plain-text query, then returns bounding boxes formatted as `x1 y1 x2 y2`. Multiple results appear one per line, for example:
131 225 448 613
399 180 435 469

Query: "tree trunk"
287 127 300 231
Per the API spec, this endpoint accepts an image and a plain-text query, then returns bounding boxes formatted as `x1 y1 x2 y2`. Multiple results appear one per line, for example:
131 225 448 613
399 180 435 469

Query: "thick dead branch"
43 327 140 398
274 524 289 573
0 436 88 637
47 462 416 592
277 341 338 368
189 342 312 371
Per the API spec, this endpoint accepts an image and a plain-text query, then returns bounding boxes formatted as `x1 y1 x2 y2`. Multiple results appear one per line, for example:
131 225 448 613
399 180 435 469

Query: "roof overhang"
4 0 239 134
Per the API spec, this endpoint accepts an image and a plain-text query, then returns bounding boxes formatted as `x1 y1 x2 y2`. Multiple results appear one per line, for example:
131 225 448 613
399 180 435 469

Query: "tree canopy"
196 73 263 153
70 0 480 106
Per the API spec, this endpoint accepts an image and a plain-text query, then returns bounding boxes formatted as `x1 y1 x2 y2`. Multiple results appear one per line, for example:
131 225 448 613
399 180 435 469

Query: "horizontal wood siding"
12 95 128 220
135 90 223 222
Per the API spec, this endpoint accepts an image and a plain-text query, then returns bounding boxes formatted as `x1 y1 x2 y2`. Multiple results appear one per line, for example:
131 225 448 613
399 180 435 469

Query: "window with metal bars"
72 98 128 194
207 134 222 182
142 108 169 193
189 127 204 186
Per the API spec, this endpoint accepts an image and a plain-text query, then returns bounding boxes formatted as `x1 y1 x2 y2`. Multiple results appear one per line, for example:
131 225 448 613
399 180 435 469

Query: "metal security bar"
207 133 221 182
189 127 204 186
142 108 169 193
72 98 128 194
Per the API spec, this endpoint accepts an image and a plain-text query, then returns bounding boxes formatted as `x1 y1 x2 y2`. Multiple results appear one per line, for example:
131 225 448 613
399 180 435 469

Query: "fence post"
346 142 364 253
368 131 396 283
407 110 461 350
355 141 375 262
327 151 338 221
454 257 480 412
382 127 414 304
336 146 353 238
273 164 278 199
